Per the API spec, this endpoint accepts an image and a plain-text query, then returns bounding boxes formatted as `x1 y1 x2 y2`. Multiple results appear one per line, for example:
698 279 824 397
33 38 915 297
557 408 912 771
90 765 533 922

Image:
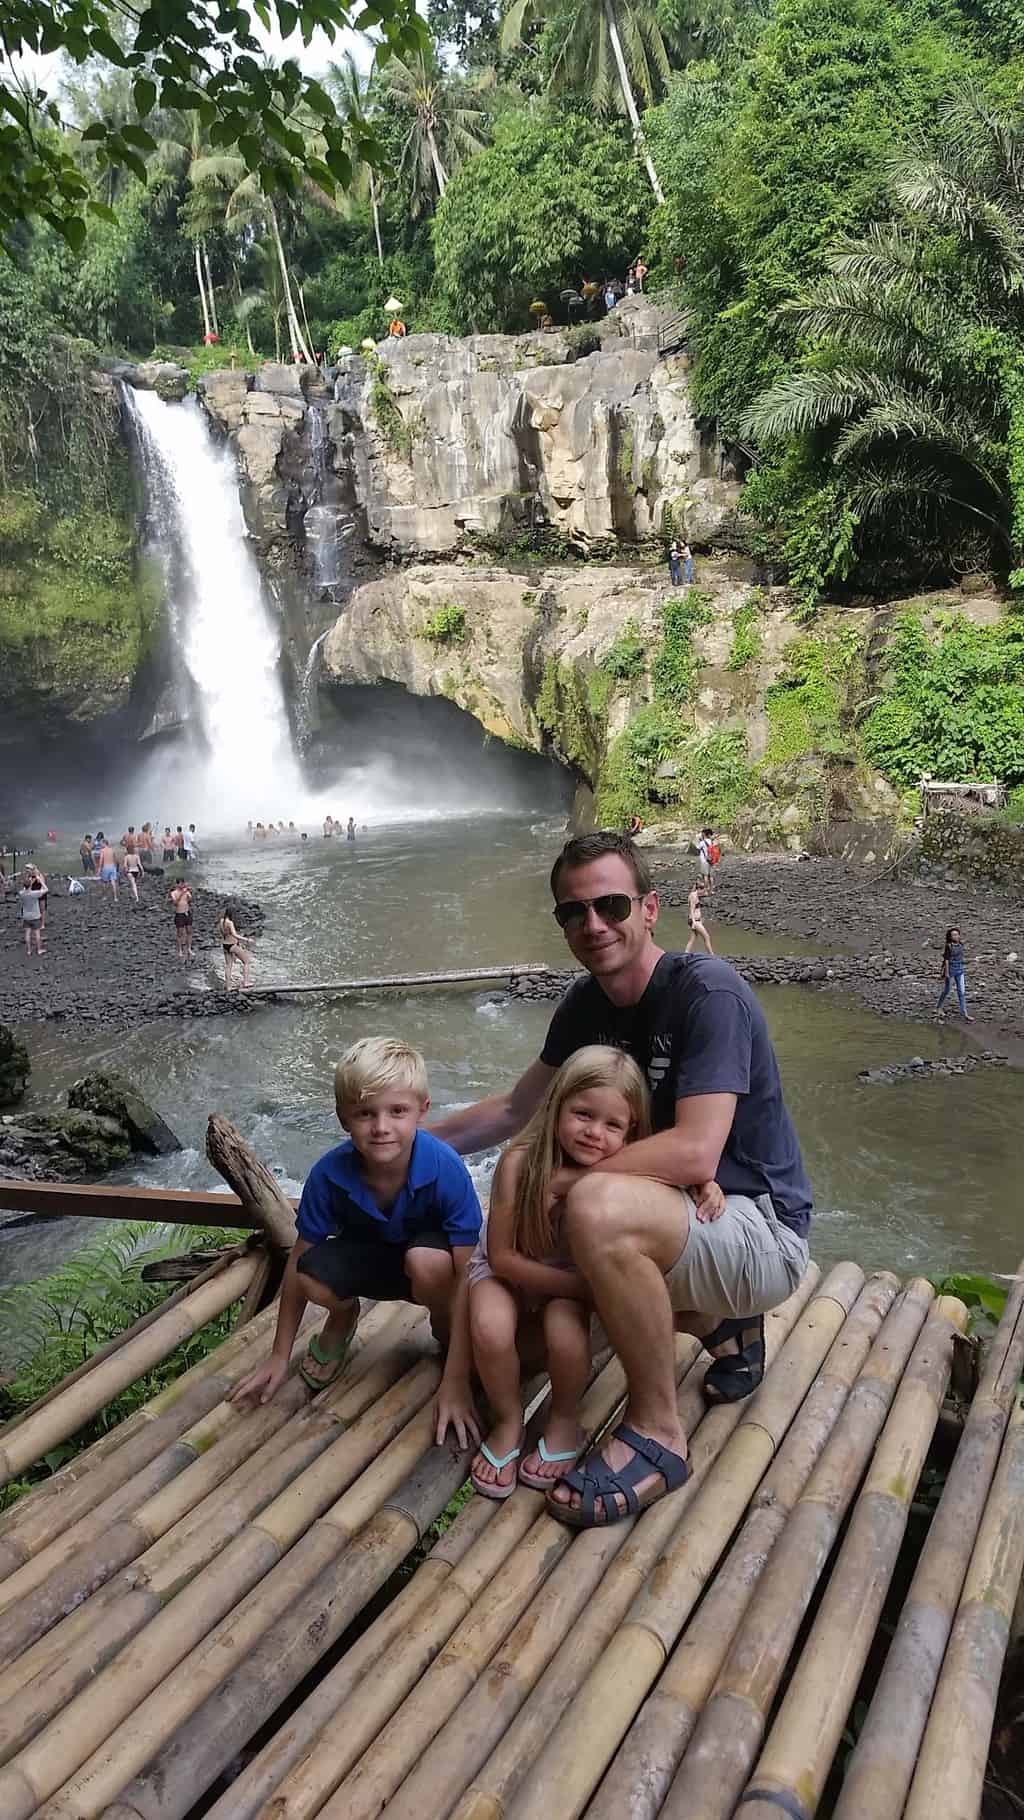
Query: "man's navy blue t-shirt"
296 1129 483 1249
540 951 813 1238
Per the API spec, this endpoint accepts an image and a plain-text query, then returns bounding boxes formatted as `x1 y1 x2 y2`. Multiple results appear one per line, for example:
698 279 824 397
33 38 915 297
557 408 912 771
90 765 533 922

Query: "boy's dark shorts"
298 1230 452 1302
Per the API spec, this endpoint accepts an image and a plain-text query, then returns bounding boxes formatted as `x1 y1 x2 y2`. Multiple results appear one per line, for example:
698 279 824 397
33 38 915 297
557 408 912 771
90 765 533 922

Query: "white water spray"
127 387 302 827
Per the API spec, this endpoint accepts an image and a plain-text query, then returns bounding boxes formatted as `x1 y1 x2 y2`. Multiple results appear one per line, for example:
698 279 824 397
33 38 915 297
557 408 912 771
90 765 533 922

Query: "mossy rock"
0 1025 29 1108
1 1110 131 1174
67 1071 181 1156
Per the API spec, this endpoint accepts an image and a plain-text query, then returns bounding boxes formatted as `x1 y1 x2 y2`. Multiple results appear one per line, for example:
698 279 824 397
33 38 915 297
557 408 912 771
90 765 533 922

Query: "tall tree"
194 154 313 363
500 0 671 200
323 54 385 264
380 50 488 214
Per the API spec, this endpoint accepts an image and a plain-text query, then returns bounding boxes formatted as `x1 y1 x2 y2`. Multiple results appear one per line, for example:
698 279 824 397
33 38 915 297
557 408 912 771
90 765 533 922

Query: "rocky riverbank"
0 877 264 1034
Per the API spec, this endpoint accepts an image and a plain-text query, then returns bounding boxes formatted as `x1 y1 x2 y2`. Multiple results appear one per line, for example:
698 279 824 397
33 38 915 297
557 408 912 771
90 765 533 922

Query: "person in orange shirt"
388 317 407 338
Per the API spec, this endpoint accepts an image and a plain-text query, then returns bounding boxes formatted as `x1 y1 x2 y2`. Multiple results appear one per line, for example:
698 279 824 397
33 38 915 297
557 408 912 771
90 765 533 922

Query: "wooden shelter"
0 1144 1021 1819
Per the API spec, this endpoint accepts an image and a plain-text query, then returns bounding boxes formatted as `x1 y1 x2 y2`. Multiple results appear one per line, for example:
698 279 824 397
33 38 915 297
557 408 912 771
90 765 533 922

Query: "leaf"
304 79 336 121
276 0 298 36
121 123 158 151
325 144 352 186
56 214 87 251
87 199 119 222
132 76 157 116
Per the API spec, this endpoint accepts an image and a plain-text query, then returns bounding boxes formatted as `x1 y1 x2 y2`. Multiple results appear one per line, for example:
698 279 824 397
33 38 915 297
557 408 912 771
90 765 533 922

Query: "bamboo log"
203 1494 501 1820
224 962 553 998
656 1277 935 1820
47 1403 477 1820
0 1299 308 1592
0 1305 415 1669
902 1390 1024 1820
735 1294 966 1820
448 1264 830 1820
834 1262 1024 1820
0 1255 258 1489
0 1360 440 1813
588 1271 901 1820
206 1115 296 1250
495 1262 861 1820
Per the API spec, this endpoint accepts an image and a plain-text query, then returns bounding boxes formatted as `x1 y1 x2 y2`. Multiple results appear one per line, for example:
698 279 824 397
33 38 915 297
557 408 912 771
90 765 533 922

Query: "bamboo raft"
0 1133 1022 1819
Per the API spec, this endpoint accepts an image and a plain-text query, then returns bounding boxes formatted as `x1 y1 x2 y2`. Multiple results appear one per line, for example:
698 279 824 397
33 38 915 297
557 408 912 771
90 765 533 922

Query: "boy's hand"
229 1354 289 1409
434 1376 482 1452
691 1180 726 1224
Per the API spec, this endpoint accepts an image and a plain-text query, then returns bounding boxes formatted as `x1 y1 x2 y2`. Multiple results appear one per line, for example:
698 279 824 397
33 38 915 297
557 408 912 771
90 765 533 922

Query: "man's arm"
553 1094 737 1195
428 1058 555 1157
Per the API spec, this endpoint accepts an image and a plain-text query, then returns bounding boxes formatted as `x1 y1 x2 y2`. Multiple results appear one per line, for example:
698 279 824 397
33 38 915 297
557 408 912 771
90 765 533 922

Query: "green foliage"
419 600 468 644
0 1222 240 1508
678 727 757 822
652 589 713 706
862 611 1024 787
433 111 650 332
726 590 764 669
596 702 684 824
741 463 858 620
0 0 427 253
764 628 861 765
931 1270 1008 1337
601 619 647 681
536 656 605 777
367 354 416 462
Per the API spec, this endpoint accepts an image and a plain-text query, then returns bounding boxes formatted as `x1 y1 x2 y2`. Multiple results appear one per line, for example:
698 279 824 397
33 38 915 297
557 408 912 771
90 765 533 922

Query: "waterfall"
125 386 303 826
304 404 352 596
295 629 328 748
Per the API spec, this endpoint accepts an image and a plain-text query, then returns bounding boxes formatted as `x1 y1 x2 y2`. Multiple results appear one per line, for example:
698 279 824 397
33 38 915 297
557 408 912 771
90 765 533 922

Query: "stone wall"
920 810 1024 883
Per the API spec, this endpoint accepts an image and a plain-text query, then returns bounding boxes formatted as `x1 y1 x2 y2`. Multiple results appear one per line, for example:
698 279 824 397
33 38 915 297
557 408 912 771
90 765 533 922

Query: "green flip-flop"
299 1326 355 1393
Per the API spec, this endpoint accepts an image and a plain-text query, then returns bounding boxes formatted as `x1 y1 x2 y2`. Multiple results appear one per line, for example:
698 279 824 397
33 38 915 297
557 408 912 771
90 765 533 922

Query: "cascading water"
304 404 351 596
295 630 327 749
125 386 303 826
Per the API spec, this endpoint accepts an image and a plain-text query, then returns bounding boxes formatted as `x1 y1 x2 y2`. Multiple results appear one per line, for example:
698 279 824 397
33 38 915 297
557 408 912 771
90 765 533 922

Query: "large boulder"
0 1110 131 1175
0 1026 29 1107
67 1071 182 1156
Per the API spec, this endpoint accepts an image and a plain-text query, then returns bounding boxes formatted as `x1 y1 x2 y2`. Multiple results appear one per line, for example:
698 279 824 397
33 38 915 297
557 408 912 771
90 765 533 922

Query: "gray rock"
0 1025 29 1107
67 1071 182 1155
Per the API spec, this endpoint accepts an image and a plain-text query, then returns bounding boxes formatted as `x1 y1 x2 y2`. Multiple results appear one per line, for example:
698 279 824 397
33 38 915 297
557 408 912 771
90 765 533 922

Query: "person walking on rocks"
97 837 119 902
218 903 252 991
18 871 46 956
937 925 973 1021
697 827 719 894
122 836 143 904
29 866 48 931
681 540 694 584
686 880 714 955
668 540 683 587
170 879 194 963
79 833 95 875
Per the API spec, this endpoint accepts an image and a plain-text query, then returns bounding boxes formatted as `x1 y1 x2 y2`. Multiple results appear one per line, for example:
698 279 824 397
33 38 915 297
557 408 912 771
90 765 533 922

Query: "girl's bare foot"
519 1414 585 1486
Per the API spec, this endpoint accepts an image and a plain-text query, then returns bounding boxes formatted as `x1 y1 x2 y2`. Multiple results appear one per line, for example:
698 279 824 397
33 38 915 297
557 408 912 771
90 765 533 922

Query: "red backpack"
709 841 721 865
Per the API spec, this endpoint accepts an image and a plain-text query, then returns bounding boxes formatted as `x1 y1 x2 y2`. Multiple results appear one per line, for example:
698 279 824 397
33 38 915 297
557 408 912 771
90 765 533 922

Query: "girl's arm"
486 1150 589 1303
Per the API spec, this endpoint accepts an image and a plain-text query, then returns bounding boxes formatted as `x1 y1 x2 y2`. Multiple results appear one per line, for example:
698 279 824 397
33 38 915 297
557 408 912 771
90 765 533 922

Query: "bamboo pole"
202 1493 501 1820
0 1360 440 1812
47 1398 476 1820
902 1389 1024 1820
588 1271 901 1820
448 1265 831 1820
0 1300 297 1576
655 1277 936 1820
0 1305 415 1668
200 1361 636 1820
735 1294 967 1820
494 1262 862 1820
225 962 554 999
834 1262 1024 1820
205 1116 296 1251
0 1255 258 1488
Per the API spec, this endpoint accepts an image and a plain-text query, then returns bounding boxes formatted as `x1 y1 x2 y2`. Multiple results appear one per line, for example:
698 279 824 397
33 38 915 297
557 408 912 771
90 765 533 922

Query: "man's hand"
229 1354 289 1409
434 1375 482 1451
546 1164 584 1207
691 1180 726 1224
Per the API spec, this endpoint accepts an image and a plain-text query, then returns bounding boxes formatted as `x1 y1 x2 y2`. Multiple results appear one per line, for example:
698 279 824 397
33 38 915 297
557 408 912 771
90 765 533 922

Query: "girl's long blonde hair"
510 1045 651 1260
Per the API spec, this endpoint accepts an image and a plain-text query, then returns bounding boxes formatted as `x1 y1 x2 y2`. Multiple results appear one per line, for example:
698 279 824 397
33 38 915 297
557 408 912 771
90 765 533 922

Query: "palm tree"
324 53 385 264
501 0 669 201
193 154 313 363
746 96 1024 574
235 244 291 360
381 50 488 214
150 113 223 340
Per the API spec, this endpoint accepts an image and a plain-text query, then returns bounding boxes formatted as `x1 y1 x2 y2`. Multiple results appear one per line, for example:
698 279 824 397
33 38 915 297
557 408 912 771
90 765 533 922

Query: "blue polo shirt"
296 1129 483 1250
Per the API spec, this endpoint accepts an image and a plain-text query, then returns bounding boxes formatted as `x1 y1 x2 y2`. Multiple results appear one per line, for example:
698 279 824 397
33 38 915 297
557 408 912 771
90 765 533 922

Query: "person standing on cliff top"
431 831 812 1528
668 541 683 587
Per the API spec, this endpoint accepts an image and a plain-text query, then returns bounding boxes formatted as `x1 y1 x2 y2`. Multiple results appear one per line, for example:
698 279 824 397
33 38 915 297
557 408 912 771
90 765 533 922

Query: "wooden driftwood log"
206 1115 297 1254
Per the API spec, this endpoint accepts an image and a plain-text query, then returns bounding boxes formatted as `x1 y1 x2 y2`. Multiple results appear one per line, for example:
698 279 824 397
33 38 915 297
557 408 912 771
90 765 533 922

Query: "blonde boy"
232 1038 482 1439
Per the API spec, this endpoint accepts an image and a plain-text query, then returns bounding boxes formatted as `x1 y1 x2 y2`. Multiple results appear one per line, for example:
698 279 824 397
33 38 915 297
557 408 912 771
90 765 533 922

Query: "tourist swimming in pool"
230 1038 483 1433
431 830 813 1528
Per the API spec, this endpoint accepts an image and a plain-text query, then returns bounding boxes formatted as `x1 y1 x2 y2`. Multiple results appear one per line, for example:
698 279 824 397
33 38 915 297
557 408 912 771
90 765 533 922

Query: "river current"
3 815 1021 1291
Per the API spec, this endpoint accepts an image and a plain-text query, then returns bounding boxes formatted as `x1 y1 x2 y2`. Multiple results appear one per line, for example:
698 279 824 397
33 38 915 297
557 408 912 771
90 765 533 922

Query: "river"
2 814 1021 1289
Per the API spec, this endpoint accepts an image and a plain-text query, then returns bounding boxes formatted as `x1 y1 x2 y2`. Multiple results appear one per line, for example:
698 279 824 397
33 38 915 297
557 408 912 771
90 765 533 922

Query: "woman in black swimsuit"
218 903 252 991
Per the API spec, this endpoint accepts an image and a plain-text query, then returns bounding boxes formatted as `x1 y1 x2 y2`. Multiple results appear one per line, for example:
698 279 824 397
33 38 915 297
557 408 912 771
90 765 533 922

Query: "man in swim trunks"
169 878 194 962
97 837 118 901
431 830 812 1528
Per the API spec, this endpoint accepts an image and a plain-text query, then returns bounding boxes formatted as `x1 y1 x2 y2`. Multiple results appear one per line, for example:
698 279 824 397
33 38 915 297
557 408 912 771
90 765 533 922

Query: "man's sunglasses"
552 892 644 931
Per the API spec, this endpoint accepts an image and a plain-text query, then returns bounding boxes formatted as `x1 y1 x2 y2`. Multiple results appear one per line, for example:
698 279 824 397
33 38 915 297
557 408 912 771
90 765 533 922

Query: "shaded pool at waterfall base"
2 815 1021 1294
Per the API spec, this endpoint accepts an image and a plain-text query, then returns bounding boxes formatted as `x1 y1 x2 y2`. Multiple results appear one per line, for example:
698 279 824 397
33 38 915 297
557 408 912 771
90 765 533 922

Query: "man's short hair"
549 831 653 899
334 1036 429 1108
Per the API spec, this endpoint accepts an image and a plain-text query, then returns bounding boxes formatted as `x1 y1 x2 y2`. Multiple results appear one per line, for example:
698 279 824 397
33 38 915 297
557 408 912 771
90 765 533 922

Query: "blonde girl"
469 1046 651 1501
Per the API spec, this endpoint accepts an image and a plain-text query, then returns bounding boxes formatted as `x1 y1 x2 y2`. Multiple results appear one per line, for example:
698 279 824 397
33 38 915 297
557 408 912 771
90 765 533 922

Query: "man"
431 831 812 1528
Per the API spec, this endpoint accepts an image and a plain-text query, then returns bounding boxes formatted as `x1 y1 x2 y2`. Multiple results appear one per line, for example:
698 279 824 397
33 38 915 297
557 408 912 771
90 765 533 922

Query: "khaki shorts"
665 1193 809 1320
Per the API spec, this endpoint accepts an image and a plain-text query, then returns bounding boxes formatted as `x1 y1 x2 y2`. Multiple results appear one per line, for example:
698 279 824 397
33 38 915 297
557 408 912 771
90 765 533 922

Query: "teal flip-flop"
518 1435 581 1491
471 1440 522 1502
299 1326 355 1393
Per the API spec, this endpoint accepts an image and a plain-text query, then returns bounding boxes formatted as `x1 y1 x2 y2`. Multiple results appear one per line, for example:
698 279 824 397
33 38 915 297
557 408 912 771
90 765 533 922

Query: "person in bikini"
686 880 713 955
218 903 252 990
169 878 193 962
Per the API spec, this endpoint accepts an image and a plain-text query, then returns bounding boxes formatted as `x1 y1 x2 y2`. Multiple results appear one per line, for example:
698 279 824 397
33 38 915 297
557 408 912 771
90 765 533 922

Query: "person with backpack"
697 827 720 892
